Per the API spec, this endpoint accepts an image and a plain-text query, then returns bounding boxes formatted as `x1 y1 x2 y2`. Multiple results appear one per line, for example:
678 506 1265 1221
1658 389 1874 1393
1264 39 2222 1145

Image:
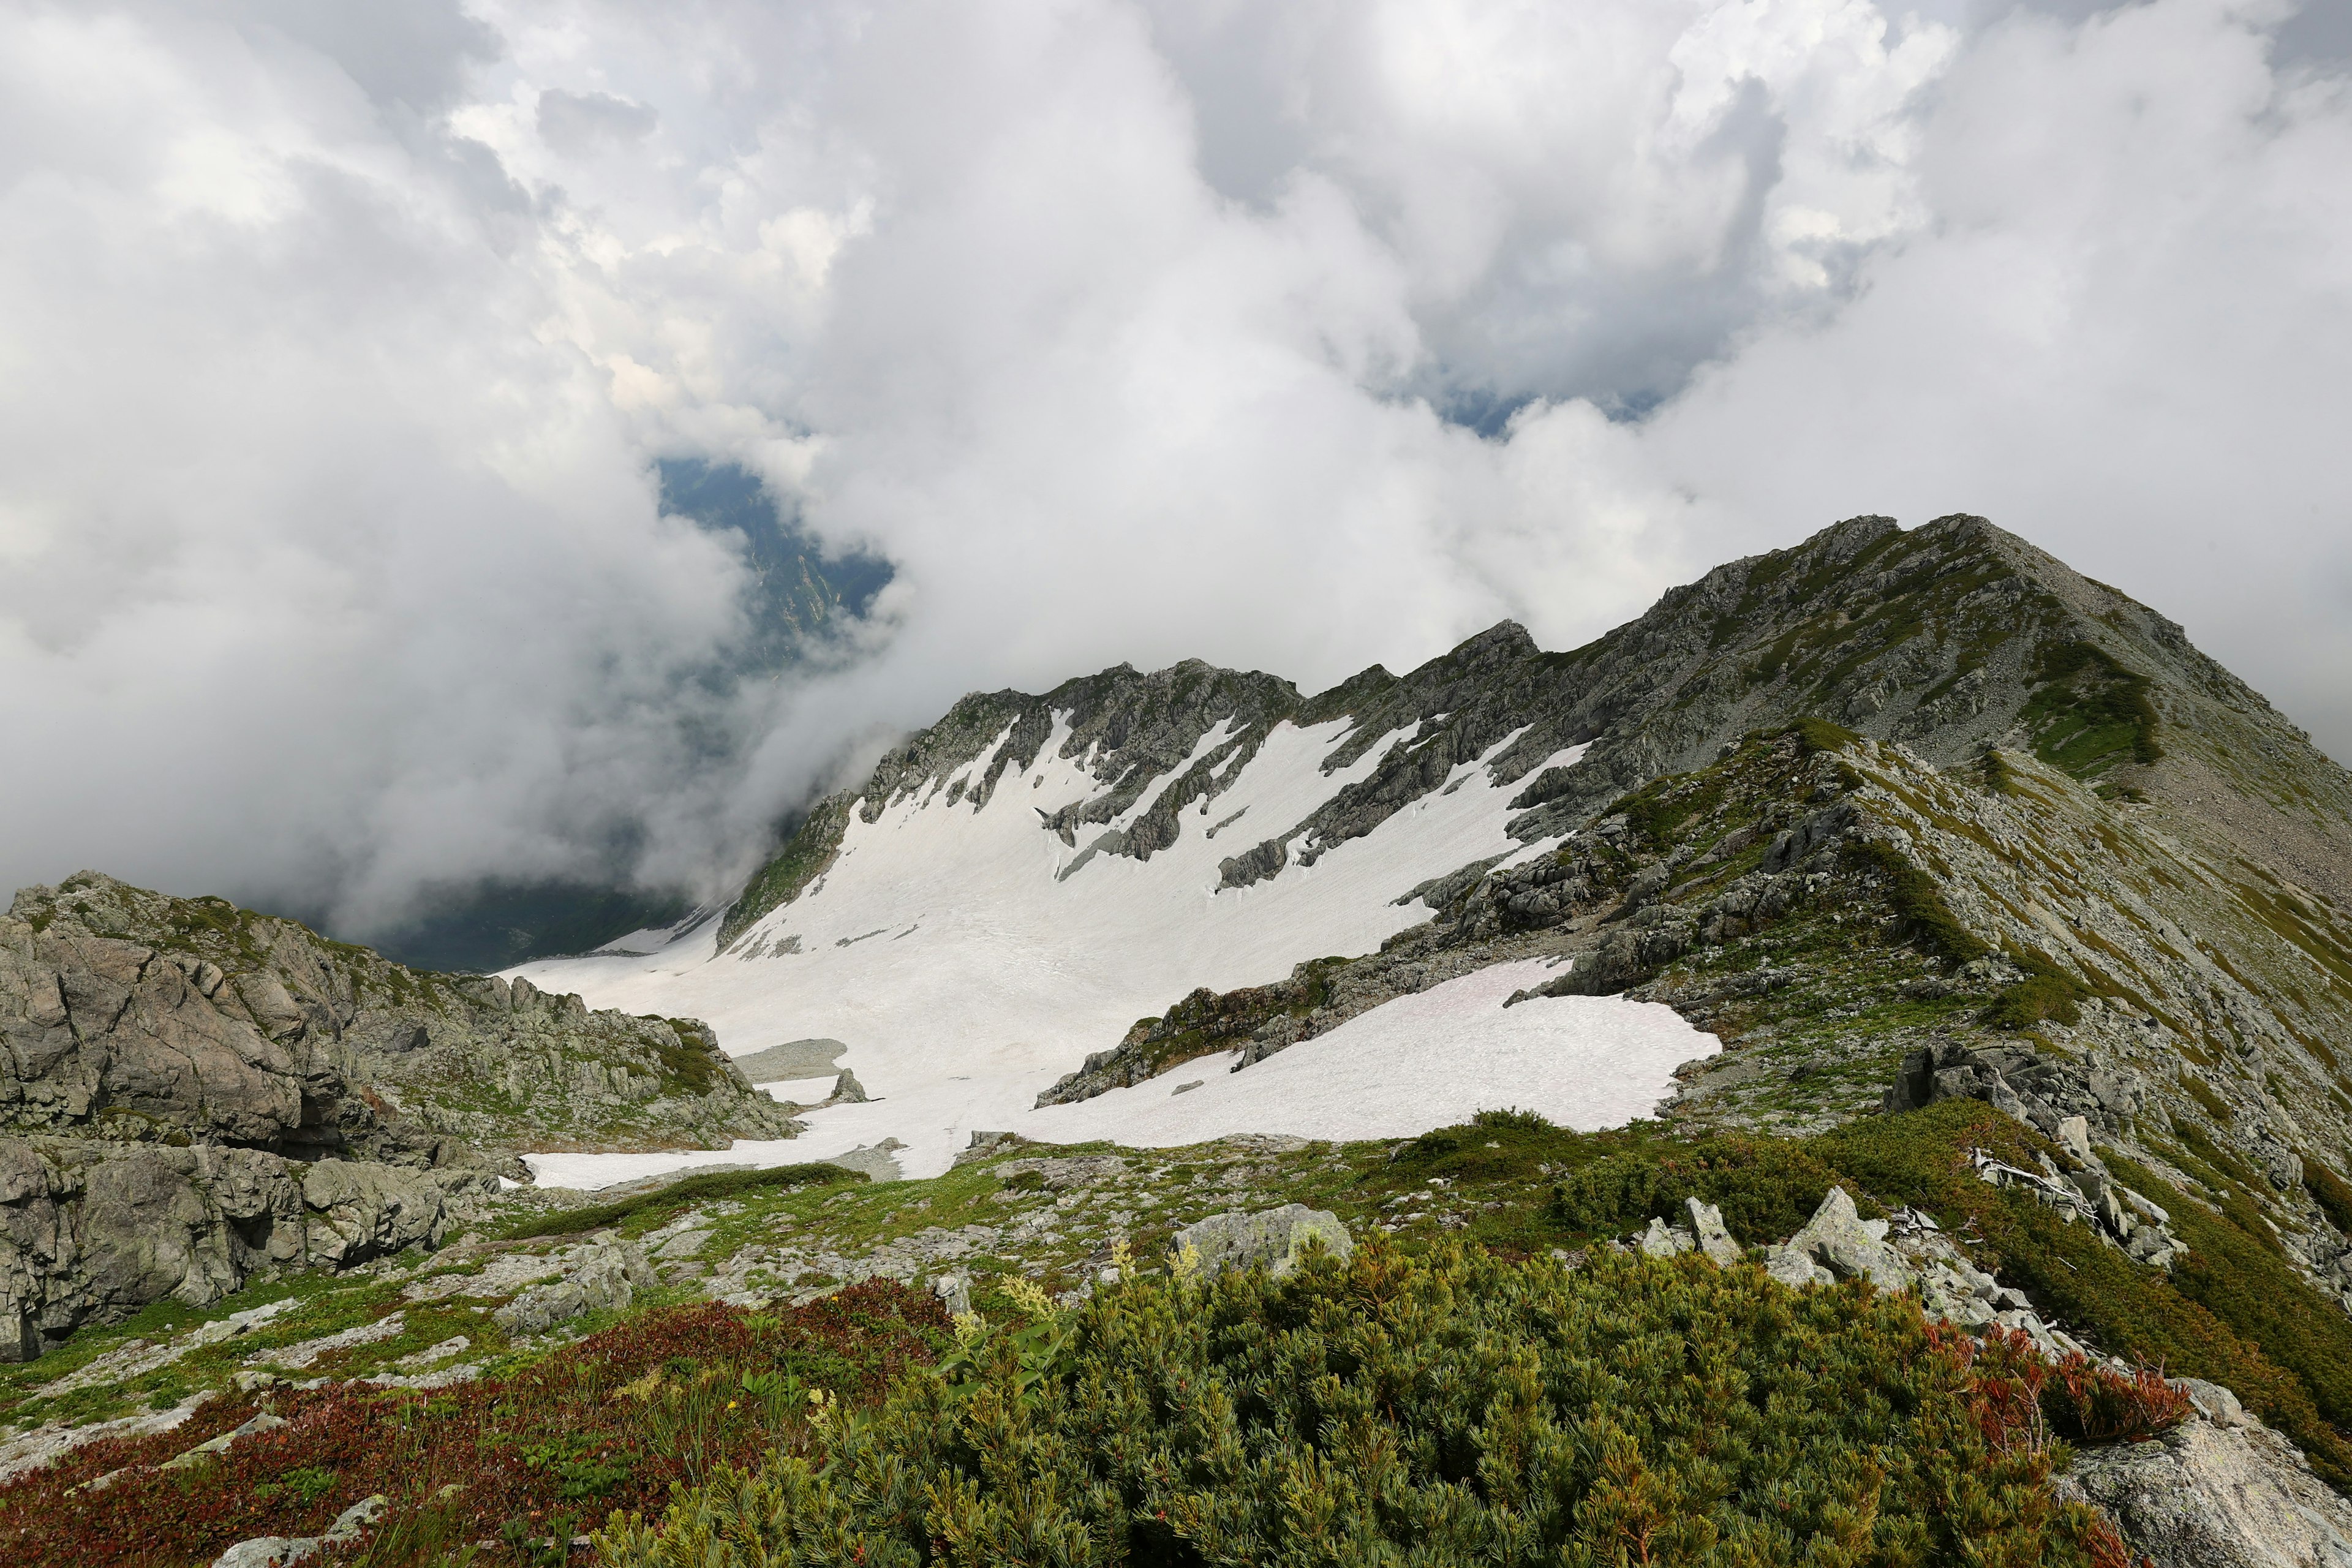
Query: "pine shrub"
598 1242 2130 1568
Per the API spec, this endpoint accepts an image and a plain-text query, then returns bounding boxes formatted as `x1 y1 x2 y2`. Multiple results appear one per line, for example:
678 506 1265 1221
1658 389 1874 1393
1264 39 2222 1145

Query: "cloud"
536 87 656 156
0 0 2345 933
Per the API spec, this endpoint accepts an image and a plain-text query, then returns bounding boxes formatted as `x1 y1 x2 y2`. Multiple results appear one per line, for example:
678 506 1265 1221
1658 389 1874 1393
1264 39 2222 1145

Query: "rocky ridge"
1046 720 2352 1315
728 513 2351 957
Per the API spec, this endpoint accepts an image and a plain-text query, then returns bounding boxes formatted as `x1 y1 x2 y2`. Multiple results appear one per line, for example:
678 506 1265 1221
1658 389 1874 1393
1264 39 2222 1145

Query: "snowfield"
510 714 1713 1186
522 958 1715 1188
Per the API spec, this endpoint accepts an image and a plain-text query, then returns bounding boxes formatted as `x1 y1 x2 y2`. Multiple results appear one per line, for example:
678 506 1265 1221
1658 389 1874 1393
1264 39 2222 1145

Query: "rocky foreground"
3 1094 2349 1568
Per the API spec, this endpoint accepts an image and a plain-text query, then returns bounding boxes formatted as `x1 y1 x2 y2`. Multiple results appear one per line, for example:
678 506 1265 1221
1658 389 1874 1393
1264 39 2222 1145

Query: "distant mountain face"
514 513 2352 1185
352 460 892 976
363 881 693 975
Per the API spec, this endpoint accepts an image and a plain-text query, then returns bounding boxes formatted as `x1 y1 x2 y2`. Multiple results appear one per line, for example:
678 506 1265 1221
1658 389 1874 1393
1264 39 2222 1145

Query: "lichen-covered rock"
0 871 799 1357
2059 1416 2352 1568
1787 1187 1915 1292
2 872 797 1161
0 1136 493 1360
1686 1198 1743 1265
492 1240 657 1336
1763 1242 1834 1289
1170 1205 1351 1280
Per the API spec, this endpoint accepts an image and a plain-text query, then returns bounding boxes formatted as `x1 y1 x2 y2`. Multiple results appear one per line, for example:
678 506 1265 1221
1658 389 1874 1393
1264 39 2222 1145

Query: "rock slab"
1171 1205 1352 1280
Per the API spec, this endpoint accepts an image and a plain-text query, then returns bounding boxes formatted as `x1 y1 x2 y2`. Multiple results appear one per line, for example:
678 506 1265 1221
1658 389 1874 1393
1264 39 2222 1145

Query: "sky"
1 0 2346 932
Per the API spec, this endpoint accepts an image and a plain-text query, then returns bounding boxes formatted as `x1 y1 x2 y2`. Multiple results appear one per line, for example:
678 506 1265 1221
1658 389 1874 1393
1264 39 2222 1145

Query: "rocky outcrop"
1884 1038 2146 1144
0 1135 494 1360
2057 1414 2352 1568
1169 1205 1352 1281
0 871 800 1358
209 1493 388 1568
3 873 797 1161
492 1239 657 1336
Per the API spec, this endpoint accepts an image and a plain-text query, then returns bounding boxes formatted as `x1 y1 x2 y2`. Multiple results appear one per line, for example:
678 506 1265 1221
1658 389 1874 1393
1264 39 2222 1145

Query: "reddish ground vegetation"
1931 1321 2198 1449
0 1282 948 1568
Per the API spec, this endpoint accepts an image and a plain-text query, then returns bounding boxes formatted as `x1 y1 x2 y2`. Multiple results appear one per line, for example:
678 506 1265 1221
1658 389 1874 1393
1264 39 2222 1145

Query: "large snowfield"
513 717 1717 1187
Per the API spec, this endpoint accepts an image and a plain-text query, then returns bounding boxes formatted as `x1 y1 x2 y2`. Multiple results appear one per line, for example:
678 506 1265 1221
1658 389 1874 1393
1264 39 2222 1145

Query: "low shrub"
0 1284 945 1567
1846 840 1991 965
1984 951 2087 1031
2305 1158 2352 1238
601 1241 2132 1568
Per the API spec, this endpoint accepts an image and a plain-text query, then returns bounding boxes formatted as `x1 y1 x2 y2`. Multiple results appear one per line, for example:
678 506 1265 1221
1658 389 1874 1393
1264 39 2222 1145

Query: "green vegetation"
602 1240 2134 1568
719 794 853 950
1366 1101 2352 1491
2021 641 2162 775
1985 951 2089 1031
1845 839 1991 964
502 1164 863 1242
2306 1158 2352 1238
1 1287 946 1568
1788 716 1861 755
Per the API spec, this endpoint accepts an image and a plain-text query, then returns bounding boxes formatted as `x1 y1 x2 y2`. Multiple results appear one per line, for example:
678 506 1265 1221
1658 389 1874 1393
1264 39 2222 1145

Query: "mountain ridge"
723 512 2351 948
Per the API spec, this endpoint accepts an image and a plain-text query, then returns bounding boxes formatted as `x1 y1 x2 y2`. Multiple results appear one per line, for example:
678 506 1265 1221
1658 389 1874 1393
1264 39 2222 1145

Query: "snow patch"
522 960 1715 1188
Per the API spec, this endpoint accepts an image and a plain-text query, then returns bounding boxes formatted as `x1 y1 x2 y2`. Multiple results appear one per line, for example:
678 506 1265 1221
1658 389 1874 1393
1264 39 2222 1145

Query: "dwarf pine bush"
597 1242 2129 1568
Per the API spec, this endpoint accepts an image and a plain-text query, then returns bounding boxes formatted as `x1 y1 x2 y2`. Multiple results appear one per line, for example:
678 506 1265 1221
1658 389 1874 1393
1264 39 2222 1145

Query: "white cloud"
0 0 2344 932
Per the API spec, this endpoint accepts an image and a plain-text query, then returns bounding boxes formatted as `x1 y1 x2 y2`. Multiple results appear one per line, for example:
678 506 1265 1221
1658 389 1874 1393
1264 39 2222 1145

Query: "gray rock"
1637 1218 1695 1257
2179 1378 2251 1429
824 1139 904 1182
2059 1419 2352 1568
2057 1115 2095 1166
492 1241 654 1336
210 1493 386 1568
932 1272 971 1316
1763 1242 1835 1289
163 1410 285 1470
213 1536 317 1568
1789 1188 1915 1291
0 871 797 1359
323 1493 387 1544
652 1227 712 1261
727 1039 846 1082
828 1068 870 1104
0 1139 479 1362
1686 1199 1744 1265
1170 1205 1352 1280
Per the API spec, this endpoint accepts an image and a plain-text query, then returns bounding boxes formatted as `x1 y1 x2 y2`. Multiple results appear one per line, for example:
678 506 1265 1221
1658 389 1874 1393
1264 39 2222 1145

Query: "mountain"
12 512 2352 1568
517 513 2352 1181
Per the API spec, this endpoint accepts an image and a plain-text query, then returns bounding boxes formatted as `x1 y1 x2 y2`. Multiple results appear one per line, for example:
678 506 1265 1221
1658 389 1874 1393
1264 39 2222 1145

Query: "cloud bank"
1 0 2346 932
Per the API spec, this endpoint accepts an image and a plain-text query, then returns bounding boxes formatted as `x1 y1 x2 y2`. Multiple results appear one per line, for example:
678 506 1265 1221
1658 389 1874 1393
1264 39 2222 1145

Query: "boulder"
299 1161 449 1268
1788 1188 1915 1291
1170 1205 1352 1281
492 1240 655 1336
1637 1218 1695 1257
211 1494 387 1568
1686 1199 1744 1265
2058 1417 2352 1568
1763 1243 1834 1289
